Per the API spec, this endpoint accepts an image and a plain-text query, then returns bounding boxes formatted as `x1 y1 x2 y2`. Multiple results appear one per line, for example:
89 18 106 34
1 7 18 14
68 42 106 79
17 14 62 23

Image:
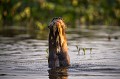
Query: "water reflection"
48 67 68 79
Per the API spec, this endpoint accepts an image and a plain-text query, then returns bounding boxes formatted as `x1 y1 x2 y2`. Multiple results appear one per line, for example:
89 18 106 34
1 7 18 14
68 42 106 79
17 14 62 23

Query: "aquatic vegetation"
46 48 49 58
83 48 86 55
90 48 92 54
76 45 80 55
46 48 49 54
76 45 92 55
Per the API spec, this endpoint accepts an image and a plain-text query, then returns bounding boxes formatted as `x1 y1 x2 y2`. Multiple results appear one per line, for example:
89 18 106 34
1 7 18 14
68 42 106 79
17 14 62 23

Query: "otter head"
48 17 66 37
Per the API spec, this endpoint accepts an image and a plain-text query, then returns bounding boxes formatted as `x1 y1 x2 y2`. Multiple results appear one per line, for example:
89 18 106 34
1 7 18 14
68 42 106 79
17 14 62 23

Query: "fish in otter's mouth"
48 17 70 68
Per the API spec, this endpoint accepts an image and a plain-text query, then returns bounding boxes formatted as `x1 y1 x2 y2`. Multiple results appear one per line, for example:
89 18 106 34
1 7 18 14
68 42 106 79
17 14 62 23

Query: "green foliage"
0 0 120 33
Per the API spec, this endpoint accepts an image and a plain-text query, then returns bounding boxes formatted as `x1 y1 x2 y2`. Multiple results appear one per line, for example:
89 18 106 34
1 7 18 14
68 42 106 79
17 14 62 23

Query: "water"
0 29 120 79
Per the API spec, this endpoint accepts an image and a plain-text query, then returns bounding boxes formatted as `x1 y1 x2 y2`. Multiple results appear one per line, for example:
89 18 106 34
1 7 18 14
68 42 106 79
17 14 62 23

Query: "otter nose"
48 25 50 28
48 22 52 28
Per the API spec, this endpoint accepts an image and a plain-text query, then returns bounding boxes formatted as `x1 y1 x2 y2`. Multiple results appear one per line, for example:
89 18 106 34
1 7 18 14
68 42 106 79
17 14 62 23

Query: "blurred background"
0 0 120 39
0 1 120 79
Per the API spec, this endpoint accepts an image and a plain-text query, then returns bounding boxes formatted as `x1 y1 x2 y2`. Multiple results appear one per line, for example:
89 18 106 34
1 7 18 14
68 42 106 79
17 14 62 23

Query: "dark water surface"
0 29 120 79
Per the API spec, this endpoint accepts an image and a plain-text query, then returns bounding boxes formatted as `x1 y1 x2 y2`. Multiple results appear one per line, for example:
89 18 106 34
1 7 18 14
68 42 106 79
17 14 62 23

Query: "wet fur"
48 17 70 68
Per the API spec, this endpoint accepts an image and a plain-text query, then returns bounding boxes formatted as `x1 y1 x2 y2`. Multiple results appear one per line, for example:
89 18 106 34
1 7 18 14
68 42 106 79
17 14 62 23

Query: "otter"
48 17 70 68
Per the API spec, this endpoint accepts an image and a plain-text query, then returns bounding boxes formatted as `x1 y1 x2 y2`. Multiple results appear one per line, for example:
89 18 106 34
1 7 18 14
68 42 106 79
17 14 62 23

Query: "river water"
0 28 120 79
